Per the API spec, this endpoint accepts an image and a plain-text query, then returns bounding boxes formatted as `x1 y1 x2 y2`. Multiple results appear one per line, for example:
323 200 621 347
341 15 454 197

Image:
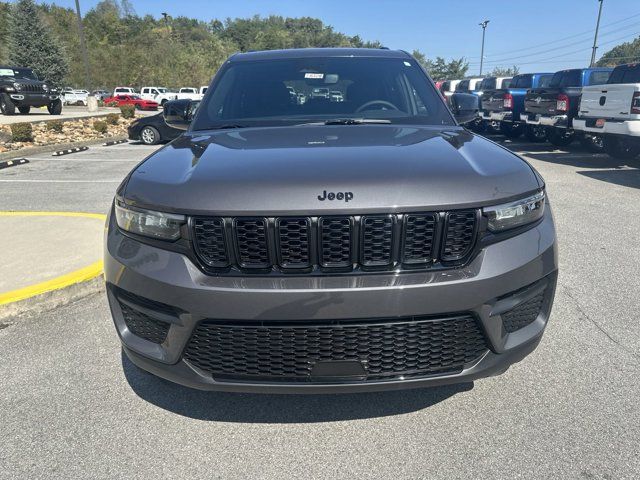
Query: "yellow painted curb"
0 211 106 306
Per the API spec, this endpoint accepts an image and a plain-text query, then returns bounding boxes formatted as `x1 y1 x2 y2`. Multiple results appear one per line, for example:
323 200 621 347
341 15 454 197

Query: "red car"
104 94 158 111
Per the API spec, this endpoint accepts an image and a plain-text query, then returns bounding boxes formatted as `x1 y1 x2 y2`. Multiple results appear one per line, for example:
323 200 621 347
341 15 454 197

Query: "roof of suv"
229 48 412 62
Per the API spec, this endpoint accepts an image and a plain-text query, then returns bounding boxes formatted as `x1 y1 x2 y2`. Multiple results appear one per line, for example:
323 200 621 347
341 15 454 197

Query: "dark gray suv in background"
105 48 558 393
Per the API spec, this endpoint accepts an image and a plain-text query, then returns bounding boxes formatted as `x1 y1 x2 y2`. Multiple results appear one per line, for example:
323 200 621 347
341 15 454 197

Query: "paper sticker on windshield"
305 73 324 79
0 68 14 76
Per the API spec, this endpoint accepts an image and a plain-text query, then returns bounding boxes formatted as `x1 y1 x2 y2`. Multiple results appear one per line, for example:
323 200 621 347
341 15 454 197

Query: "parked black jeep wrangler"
0 66 62 115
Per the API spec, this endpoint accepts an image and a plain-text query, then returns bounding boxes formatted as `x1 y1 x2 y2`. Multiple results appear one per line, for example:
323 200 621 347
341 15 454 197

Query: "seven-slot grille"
183 314 489 382
191 211 478 274
16 83 45 93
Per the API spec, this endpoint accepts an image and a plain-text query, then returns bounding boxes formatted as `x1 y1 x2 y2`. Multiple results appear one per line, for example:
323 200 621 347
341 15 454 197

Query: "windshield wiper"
300 118 392 126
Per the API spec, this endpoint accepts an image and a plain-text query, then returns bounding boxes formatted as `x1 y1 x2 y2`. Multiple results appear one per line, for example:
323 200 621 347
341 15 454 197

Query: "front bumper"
481 111 512 122
105 209 558 393
520 113 569 128
9 93 59 107
573 117 640 137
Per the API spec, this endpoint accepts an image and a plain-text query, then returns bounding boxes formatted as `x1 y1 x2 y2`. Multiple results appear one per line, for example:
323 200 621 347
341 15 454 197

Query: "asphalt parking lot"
1 138 639 479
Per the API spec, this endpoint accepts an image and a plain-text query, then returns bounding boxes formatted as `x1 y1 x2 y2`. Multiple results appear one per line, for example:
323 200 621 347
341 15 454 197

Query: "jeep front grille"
191 211 478 275
16 83 45 93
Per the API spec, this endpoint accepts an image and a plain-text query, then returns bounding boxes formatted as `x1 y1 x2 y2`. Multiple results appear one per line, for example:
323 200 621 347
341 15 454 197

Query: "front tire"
18 106 31 115
524 125 546 142
603 135 640 160
547 128 575 148
0 93 16 115
140 126 160 145
500 122 522 139
47 99 62 115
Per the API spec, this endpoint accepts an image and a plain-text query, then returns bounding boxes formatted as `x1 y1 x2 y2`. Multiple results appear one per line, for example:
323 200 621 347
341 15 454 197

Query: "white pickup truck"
574 63 640 159
176 87 203 101
61 89 89 106
140 87 177 106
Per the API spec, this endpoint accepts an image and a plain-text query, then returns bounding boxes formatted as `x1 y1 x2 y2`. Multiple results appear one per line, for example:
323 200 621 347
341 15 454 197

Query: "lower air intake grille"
183 315 488 383
502 290 545 333
119 302 170 344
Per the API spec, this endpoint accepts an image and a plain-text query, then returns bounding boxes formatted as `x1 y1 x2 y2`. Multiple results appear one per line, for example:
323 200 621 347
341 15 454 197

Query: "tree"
7 0 68 86
488 65 519 77
597 36 640 67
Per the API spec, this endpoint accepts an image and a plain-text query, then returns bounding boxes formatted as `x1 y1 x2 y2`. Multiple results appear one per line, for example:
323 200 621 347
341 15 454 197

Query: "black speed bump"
0 158 29 170
52 146 89 156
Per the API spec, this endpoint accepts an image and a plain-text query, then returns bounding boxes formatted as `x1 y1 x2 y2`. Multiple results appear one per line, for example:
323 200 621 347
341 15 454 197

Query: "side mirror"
164 99 193 130
450 93 480 125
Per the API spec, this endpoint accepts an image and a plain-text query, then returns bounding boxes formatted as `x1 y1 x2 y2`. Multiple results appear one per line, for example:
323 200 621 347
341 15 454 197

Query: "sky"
26 0 640 74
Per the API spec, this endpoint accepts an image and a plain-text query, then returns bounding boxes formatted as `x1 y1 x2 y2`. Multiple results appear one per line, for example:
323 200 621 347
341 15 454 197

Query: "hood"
123 125 540 215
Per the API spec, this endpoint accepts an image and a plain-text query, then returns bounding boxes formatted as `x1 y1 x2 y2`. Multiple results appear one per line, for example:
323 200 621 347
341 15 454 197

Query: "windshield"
0 67 38 80
550 70 581 88
481 78 496 90
608 64 640 84
192 57 454 130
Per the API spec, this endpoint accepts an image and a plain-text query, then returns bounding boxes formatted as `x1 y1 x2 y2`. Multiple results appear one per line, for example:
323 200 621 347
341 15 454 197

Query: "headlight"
13 82 21 91
42 84 49 91
483 190 545 232
115 200 185 240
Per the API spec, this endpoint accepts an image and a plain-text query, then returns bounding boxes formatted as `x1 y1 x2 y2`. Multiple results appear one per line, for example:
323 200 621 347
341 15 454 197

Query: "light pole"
590 0 604 67
479 20 490 76
74 0 91 91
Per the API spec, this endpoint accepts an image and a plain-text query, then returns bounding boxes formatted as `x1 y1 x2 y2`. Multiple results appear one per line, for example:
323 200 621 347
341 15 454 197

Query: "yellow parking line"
0 211 106 306
0 260 103 305
0 211 106 220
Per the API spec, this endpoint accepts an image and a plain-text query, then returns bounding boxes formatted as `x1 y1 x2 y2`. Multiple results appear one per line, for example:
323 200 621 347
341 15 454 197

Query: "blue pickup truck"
480 73 553 141
522 67 612 149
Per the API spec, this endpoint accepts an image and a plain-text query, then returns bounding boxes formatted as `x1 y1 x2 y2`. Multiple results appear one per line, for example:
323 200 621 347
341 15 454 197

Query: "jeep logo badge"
535 96 542 104
318 190 353 202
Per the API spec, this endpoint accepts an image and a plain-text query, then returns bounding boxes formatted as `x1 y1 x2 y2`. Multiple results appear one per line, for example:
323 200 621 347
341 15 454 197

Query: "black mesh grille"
361 216 394 266
183 315 488 382
403 214 436 264
191 211 478 274
113 288 179 343
193 218 228 267
234 218 269 268
277 218 311 268
319 217 352 267
120 302 170 344
442 211 476 261
502 290 545 333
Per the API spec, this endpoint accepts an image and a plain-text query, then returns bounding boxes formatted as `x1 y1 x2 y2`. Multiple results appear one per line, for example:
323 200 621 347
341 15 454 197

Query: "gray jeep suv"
105 48 558 393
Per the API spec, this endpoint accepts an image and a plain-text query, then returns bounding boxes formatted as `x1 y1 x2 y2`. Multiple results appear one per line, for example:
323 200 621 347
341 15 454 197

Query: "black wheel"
578 133 604 153
47 99 62 115
135 104 141 110
18 106 30 115
500 122 522 139
603 135 640 160
160 99 168 106
0 93 16 115
140 126 160 145
524 125 546 142
547 128 575 147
